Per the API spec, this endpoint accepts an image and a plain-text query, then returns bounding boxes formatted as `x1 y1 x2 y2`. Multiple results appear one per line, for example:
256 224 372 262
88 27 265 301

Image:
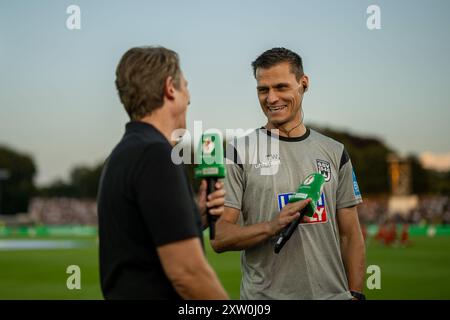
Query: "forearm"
172 265 229 299
211 219 272 252
340 232 366 293
159 237 228 299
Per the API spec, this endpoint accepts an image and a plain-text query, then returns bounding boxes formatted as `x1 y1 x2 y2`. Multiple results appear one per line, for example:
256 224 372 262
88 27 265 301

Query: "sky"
0 0 449 185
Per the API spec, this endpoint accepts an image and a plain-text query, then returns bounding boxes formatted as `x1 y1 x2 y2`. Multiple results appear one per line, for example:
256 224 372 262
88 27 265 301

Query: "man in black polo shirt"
97 46 228 299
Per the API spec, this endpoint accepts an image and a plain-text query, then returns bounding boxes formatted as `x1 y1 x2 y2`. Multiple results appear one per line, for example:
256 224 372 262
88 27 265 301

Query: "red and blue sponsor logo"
277 192 328 224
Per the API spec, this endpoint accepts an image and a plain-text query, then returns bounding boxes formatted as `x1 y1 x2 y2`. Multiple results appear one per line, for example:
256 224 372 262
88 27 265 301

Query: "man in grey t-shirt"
211 48 366 300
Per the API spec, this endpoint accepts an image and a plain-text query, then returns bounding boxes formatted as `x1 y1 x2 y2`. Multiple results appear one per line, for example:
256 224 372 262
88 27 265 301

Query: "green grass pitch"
0 235 449 299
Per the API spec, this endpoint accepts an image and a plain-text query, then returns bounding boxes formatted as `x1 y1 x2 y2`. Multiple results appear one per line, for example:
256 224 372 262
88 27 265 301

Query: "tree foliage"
310 125 392 195
39 163 104 199
0 145 36 214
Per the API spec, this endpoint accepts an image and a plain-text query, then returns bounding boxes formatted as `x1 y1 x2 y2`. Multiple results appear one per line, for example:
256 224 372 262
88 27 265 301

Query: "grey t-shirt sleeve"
224 142 245 210
224 162 244 210
336 149 363 210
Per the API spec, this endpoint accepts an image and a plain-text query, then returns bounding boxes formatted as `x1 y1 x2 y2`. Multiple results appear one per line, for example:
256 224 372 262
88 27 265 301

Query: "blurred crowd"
358 196 450 225
29 197 97 225
19 195 450 226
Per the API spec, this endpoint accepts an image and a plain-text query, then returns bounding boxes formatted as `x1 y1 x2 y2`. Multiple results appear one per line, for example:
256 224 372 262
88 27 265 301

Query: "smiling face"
255 62 308 129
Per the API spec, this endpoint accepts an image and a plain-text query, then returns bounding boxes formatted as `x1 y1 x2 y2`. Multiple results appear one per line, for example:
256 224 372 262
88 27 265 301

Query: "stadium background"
1 0 450 299
1 127 450 299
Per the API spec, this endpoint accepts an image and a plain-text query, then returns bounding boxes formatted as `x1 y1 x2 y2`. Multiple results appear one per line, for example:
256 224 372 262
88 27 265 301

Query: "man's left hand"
197 180 226 228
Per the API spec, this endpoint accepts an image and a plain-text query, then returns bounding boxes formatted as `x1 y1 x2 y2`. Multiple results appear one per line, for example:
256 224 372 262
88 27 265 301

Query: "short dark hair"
251 47 304 81
115 46 181 121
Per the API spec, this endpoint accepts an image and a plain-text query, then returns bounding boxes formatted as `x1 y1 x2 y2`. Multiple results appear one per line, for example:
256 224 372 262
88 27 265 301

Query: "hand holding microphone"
195 132 226 240
268 199 312 236
197 179 225 226
274 173 325 254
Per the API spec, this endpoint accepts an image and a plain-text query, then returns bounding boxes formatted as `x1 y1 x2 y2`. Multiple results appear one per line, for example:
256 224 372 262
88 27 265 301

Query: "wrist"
350 290 366 300
265 221 276 237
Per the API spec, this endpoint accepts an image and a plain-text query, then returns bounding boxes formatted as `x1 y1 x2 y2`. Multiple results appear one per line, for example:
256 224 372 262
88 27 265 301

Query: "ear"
164 76 176 101
301 75 310 92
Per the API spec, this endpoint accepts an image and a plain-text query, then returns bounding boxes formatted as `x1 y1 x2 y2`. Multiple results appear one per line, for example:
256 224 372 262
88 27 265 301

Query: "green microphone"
274 173 325 254
194 133 226 240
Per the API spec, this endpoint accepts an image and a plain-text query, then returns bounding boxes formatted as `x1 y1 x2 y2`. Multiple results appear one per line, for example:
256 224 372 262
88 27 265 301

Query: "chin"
268 117 289 126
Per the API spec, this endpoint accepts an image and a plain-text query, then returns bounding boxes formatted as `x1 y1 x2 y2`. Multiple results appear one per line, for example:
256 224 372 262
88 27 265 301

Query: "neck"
139 112 180 146
265 120 306 138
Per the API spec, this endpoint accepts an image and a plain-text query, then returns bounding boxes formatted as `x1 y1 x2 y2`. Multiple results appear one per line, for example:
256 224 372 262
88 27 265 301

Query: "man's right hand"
211 198 312 253
268 198 312 236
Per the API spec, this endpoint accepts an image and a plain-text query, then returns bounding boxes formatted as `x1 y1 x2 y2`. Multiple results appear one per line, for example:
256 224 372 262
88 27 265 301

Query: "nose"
266 89 279 105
